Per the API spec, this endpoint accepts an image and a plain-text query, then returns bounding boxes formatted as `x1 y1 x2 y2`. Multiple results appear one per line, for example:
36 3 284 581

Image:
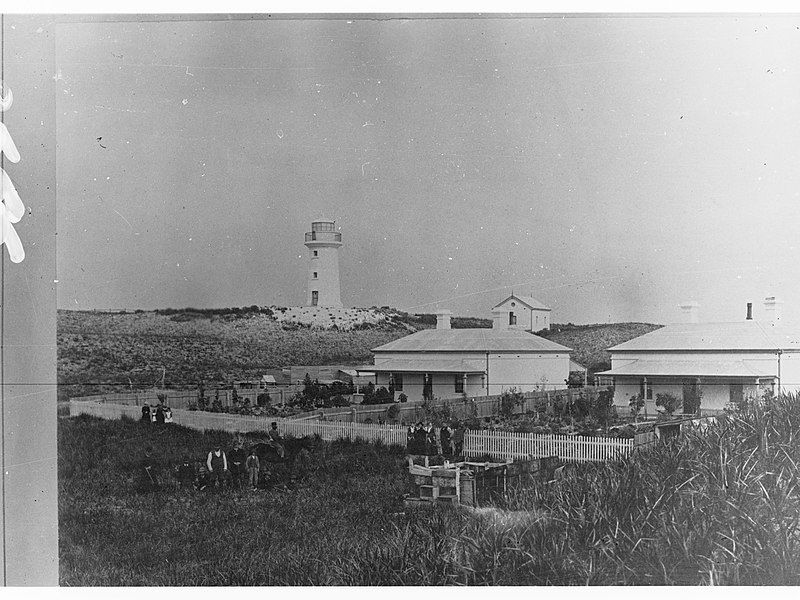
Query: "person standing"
267 422 285 459
413 422 426 455
425 422 437 456
141 404 151 422
440 423 453 457
245 448 261 490
229 441 247 488
206 445 229 488
452 422 465 457
175 453 197 489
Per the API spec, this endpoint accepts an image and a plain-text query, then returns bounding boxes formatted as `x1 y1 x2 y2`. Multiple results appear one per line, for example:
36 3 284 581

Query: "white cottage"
491 294 551 332
360 309 571 402
597 298 800 415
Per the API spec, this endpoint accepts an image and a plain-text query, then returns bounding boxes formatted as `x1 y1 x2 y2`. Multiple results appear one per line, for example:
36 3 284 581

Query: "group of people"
141 403 173 424
137 422 286 493
406 421 466 457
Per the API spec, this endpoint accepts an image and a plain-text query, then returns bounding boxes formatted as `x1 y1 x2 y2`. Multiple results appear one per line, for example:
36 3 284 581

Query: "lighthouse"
304 220 343 307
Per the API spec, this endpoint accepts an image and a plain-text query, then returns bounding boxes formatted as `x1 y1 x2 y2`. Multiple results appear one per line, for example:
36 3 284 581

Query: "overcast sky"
52 15 800 324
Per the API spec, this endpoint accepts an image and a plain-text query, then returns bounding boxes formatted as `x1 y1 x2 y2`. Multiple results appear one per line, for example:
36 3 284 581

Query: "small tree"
499 388 525 419
593 387 615 428
398 392 408 403
655 392 681 417
629 393 645 420
197 380 207 410
565 371 585 389
257 392 271 407
682 385 703 415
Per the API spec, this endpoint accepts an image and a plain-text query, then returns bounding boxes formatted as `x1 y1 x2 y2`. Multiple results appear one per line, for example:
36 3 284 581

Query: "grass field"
60 396 800 585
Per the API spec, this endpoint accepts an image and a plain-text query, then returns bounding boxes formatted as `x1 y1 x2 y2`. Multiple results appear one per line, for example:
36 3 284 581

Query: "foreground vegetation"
60 396 800 585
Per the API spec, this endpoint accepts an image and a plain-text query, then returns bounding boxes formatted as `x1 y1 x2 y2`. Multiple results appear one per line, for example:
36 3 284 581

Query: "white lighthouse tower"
304 219 343 307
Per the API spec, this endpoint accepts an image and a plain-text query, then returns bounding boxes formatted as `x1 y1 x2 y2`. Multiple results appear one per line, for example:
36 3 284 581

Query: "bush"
655 392 681 417
398 393 408 403
257 392 271 407
324 395 350 408
386 404 400 421
629 394 645 418
565 371 585 388
499 388 525 419
682 384 702 415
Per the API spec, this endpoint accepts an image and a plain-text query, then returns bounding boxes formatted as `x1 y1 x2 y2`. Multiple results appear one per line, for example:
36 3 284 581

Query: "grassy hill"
57 307 659 399
536 322 663 372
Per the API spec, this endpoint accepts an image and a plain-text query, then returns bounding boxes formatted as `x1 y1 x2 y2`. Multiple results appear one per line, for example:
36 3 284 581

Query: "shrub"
565 371 585 388
257 392 271 407
682 384 702 415
398 393 408 403
324 395 350 408
593 387 615 426
656 393 681 417
386 404 400 421
629 393 645 418
499 388 525 419
210 399 223 413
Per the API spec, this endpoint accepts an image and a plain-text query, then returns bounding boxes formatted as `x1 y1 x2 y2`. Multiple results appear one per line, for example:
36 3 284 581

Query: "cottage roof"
372 327 571 353
492 294 551 312
597 358 777 378
608 321 800 352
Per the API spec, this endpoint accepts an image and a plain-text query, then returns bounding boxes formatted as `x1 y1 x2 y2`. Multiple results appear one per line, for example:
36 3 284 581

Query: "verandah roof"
356 359 486 374
597 359 776 378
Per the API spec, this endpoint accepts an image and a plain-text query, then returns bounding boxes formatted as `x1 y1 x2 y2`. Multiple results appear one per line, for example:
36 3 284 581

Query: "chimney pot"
435 309 452 330
679 301 700 324
763 296 783 326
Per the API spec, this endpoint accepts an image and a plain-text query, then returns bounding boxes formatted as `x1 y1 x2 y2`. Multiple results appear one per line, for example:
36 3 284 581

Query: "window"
454 374 464 394
510 302 516 307
391 373 403 391
311 291 318 306
509 311 517 325
640 379 653 400
313 250 318 257
312 272 318 279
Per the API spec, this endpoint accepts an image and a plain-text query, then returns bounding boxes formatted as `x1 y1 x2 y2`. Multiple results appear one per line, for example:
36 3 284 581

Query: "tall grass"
60 397 800 585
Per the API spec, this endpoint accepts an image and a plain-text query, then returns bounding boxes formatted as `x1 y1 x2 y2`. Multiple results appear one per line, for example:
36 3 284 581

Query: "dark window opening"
509 311 517 325
454 374 464 394
391 373 403 391
311 291 318 306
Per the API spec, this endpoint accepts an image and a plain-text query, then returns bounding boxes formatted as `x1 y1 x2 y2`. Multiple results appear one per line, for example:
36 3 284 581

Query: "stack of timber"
404 455 558 508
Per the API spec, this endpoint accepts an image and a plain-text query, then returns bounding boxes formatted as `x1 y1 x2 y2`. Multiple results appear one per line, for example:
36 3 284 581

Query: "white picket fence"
464 429 634 463
69 400 636 463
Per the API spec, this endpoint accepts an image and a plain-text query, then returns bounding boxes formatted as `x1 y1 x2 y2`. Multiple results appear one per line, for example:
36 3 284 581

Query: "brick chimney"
435 309 452 330
763 296 783 326
679 301 700 324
